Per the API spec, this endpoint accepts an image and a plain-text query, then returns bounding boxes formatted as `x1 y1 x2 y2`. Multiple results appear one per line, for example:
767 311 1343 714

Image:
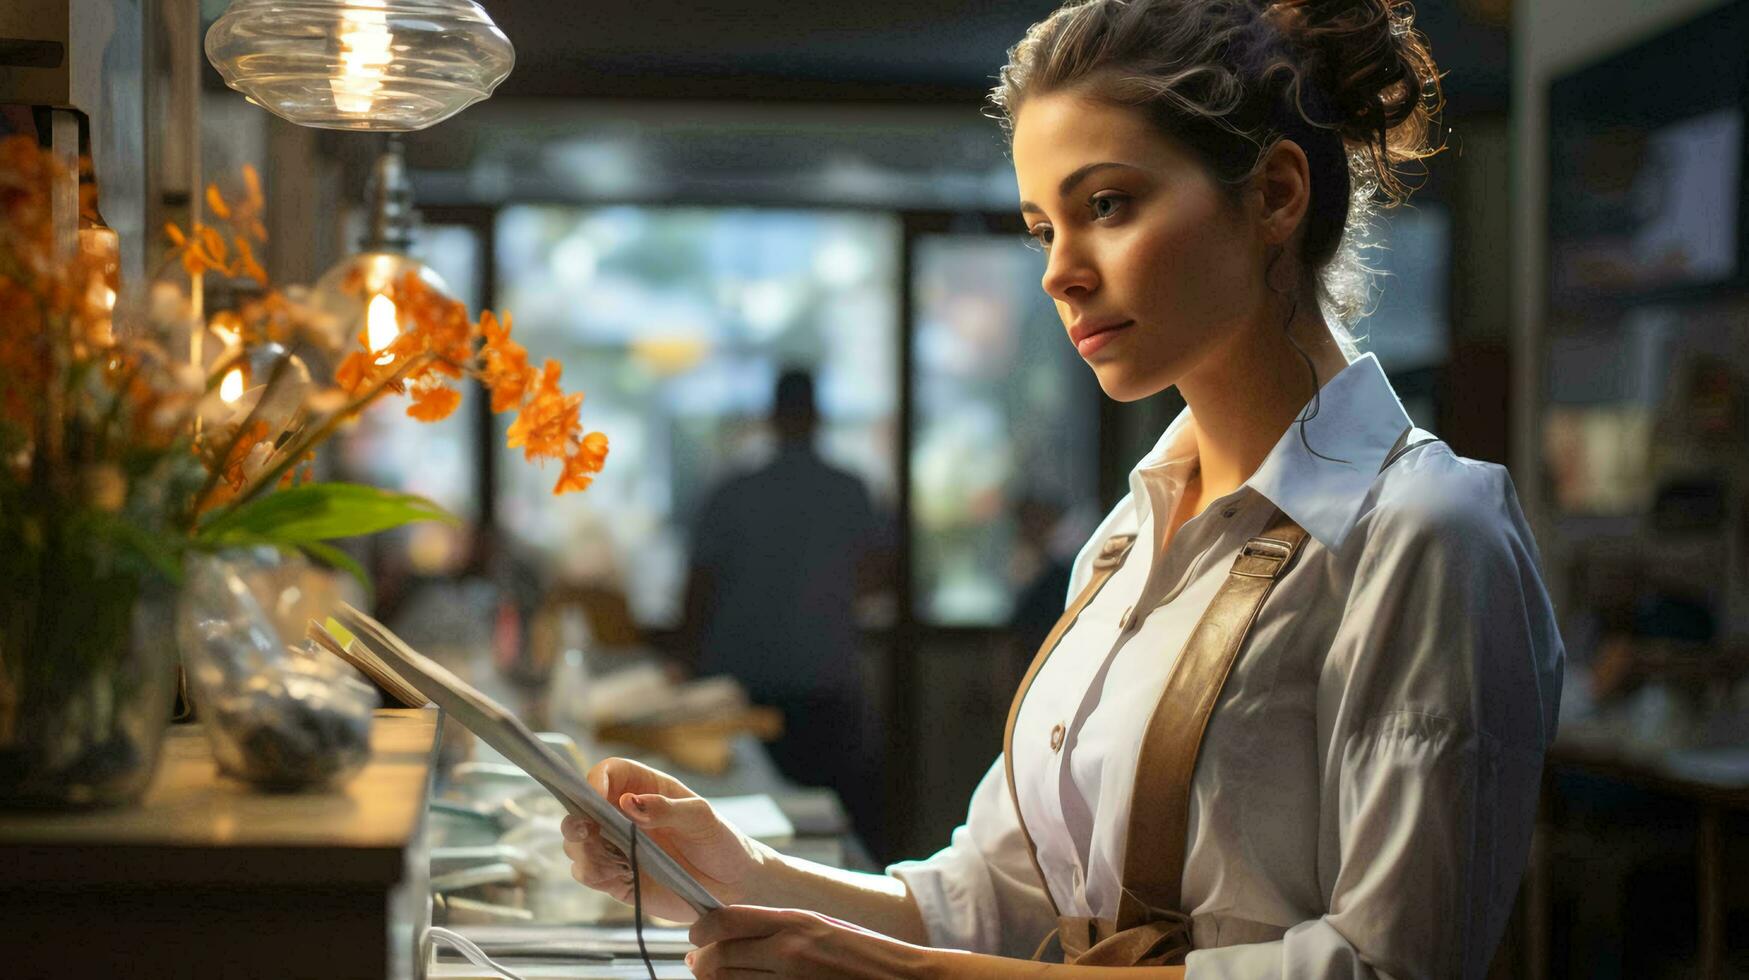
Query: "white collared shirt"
889 355 1565 978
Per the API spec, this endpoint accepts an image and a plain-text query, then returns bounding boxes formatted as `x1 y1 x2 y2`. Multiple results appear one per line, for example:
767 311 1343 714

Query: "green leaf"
84 511 187 584
297 540 374 603
196 482 458 545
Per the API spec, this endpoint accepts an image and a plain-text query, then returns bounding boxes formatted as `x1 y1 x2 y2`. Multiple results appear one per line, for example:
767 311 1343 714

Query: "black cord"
630 825 658 980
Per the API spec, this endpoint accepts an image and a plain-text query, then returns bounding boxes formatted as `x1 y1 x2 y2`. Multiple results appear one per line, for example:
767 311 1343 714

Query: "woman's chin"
1090 362 1171 403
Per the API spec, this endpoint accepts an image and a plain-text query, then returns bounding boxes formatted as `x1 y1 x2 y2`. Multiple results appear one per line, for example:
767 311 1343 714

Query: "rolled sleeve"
1186 717 1544 979
1189 465 1563 979
887 757 1056 959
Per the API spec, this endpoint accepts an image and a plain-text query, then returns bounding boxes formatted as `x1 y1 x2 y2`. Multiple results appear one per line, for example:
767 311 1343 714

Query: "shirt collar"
1132 354 1414 552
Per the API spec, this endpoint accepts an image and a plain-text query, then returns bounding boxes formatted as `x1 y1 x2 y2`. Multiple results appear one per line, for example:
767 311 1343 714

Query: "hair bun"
1267 0 1443 201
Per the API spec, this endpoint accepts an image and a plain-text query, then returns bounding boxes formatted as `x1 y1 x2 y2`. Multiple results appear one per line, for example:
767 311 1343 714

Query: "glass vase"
0 558 180 809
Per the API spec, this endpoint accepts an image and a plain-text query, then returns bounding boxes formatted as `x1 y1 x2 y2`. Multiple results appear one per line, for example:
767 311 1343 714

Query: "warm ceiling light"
219 367 246 404
204 0 515 132
365 293 400 359
313 140 458 364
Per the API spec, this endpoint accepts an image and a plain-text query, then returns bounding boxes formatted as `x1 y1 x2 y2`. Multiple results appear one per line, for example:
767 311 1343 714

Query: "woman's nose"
1040 236 1097 301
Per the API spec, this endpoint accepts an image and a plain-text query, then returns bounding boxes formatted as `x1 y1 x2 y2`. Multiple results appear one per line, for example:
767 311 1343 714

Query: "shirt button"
1049 723 1065 752
1222 507 1238 518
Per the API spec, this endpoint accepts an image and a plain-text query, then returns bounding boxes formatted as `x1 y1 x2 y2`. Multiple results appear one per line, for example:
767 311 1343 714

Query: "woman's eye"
1091 194 1126 219
1027 225 1053 249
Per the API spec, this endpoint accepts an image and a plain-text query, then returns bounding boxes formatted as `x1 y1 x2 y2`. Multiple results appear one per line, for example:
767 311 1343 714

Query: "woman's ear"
1253 139 1312 247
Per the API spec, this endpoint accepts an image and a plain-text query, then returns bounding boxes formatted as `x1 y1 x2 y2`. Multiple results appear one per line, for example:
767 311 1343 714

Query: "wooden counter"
0 707 439 978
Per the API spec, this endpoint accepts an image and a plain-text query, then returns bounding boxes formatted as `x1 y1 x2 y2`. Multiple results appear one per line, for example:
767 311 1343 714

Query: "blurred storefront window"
910 234 1099 626
1356 203 1452 430
1358 204 1452 372
493 206 900 626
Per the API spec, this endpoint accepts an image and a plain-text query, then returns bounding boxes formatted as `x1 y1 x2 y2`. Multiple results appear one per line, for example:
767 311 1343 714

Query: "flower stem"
197 350 435 527
188 352 295 516
91 357 143 463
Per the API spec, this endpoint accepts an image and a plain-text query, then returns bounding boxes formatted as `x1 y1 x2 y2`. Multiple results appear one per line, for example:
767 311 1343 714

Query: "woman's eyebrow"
1019 161 1144 213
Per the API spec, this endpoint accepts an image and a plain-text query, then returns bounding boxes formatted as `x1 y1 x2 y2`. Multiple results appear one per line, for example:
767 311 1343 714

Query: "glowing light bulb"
219 367 245 403
330 0 394 115
366 292 400 363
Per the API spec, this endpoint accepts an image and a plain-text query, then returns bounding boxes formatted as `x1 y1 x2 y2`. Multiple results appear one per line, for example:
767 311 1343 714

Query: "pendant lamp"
312 138 454 357
205 0 515 132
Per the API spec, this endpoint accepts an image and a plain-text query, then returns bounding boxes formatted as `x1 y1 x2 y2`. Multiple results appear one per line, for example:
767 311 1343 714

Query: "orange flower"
378 270 472 383
506 359 581 462
406 381 461 422
199 226 228 266
238 165 267 241
553 461 595 495
233 237 267 287
277 450 316 488
578 429 609 467
335 349 373 396
553 430 609 495
180 239 214 279
198 480 239 514
209 310 244 341
479 310 534 413
205 183 232 220
220 419 271 491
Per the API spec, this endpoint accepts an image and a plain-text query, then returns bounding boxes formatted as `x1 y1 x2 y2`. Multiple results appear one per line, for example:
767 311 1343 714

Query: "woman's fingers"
566 841 632 894
559 813 592 843
686 938 787 977
561 834 617 869
688 906 793 948
586 756 697 804
685 908 929 979
620 792 723 842
561 815 637 901
573 833 628 870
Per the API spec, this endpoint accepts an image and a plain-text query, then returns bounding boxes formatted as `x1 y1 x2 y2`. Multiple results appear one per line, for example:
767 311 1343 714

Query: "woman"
562 1 1563 976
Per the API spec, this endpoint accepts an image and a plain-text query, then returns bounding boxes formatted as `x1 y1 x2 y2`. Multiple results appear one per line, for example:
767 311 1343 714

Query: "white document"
334 603 722 916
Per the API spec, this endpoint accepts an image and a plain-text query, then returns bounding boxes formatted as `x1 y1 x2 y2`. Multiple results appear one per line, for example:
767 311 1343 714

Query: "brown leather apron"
1002 427 1432 966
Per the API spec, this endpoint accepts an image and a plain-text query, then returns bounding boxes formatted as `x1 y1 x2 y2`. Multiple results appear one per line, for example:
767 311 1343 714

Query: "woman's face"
1012 91 1268 402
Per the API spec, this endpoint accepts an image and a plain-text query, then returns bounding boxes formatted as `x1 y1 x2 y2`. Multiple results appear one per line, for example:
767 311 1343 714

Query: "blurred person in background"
565 1 1563 976
1006 494 1076 685
676 368 890 850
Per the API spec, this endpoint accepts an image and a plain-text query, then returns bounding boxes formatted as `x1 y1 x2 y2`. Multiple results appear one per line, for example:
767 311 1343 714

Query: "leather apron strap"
1113 507 1308 925
1002 512 1306 965
1001 425 1434 965
1002 532 1137 921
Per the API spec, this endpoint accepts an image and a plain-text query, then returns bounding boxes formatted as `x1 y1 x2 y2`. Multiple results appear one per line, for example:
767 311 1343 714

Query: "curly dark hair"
991 0 1445 324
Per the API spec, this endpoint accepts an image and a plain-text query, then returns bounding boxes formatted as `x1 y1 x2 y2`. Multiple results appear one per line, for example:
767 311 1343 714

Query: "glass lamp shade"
204 0 515 132
312 251 455 354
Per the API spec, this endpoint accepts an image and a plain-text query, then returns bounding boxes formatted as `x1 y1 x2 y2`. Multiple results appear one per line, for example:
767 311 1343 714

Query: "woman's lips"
1074 320 1133 358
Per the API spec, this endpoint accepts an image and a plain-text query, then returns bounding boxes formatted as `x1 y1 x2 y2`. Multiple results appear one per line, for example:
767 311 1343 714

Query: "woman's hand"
559 757 771 923
685 905 941 979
